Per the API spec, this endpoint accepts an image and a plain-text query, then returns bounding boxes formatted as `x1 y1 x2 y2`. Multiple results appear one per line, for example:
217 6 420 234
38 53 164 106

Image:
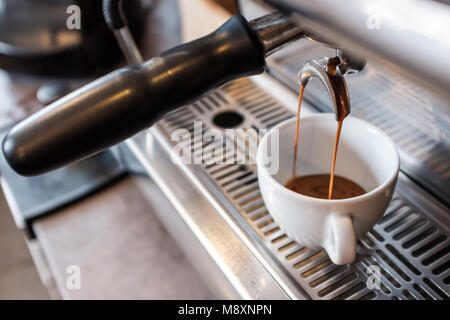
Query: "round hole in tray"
213 111 244 128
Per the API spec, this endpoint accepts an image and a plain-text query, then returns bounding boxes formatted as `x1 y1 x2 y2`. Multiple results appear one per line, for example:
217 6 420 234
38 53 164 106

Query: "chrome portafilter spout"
335 49 366 75
249 12 306 56
298 56 353 121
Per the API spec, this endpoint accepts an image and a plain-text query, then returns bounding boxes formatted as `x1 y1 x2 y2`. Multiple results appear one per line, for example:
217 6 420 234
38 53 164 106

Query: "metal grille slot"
157 77 449 300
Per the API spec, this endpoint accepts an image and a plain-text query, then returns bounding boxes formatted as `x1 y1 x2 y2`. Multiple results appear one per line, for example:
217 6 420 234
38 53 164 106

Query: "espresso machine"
1 0 449 299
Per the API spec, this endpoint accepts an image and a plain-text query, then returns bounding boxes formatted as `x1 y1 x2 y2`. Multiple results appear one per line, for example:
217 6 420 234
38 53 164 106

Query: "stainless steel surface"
128 73 449 299
0 148 124 232
266 41 450 207
113 28 144 65
250 12 305 56
298 57 351 120
335 49 366 75
125 121 295 300
32 176 216 299
261 0 450 100
249 12 365 65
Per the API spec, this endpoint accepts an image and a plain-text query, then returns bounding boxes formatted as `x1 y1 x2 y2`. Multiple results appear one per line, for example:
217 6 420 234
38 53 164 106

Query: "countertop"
33 176 214 299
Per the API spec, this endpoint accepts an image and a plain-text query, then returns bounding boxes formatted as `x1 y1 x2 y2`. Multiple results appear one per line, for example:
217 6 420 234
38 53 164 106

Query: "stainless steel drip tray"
127 74 450 300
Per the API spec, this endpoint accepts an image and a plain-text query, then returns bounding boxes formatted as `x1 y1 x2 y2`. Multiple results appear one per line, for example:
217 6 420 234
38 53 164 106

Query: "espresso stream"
287 83 366 200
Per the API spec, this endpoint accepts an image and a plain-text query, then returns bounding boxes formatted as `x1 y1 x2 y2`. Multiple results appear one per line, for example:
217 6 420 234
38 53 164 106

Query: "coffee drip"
287 57 365 200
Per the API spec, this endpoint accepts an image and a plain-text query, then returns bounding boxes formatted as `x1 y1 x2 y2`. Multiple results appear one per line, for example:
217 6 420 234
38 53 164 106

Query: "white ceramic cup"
257 114 399 265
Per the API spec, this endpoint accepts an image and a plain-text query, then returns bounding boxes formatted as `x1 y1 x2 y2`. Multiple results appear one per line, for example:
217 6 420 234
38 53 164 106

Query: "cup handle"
323 214 356 265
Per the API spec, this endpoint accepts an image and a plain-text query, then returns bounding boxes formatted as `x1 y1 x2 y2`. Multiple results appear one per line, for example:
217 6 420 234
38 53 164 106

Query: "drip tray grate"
156 78 450 300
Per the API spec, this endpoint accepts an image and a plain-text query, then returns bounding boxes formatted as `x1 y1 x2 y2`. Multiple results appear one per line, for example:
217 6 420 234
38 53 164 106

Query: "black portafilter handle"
3 13 303 176
2 15 264 176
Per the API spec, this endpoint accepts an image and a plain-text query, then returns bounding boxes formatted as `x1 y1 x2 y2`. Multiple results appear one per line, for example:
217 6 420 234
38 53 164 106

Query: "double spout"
298 54 360 122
